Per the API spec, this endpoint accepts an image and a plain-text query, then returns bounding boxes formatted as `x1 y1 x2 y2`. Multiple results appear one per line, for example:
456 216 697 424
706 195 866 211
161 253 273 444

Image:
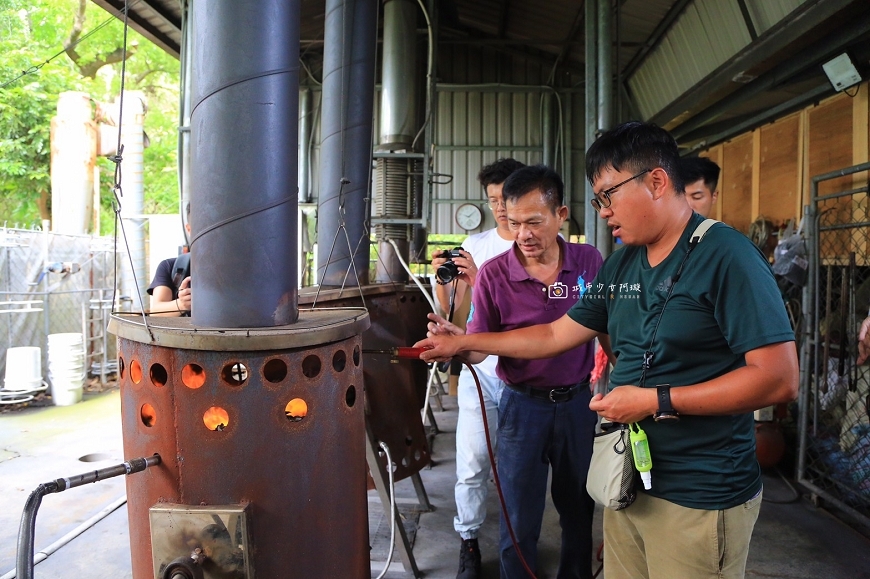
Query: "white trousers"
453 365 505 539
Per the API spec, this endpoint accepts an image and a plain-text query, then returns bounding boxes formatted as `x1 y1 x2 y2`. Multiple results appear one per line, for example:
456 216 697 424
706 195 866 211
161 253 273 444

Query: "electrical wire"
373 441 397 579
410 0 434 151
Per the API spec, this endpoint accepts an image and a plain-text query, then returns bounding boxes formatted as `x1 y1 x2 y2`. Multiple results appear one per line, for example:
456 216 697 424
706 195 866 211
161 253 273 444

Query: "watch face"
456 203 482 230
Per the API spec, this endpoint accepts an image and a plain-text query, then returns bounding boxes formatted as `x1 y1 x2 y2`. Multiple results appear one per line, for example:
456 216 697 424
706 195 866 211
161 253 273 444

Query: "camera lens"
436 261 460 284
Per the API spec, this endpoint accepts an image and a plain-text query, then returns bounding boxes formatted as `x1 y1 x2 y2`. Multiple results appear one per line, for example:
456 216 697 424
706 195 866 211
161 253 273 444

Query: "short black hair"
680 156 720 192
585 121 684 194
502 164 564 213
478 158 526 189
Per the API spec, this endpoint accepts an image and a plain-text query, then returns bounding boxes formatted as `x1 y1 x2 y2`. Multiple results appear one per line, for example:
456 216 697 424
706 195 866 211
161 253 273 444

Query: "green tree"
0 0 179 231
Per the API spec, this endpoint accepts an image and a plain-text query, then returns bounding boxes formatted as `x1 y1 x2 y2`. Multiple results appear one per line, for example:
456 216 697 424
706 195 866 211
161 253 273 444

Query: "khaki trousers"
602 489 762 579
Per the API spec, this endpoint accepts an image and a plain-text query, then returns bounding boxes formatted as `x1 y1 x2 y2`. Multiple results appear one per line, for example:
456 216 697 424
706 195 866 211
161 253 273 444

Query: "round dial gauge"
455 203 483 230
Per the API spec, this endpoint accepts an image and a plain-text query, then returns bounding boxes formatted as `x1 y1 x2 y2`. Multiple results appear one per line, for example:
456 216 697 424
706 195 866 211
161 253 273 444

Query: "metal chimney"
189 0 299 327
315 0 379 288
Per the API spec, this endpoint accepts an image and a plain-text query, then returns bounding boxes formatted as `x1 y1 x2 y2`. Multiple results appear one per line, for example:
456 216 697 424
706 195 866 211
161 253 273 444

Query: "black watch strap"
654 384 679 422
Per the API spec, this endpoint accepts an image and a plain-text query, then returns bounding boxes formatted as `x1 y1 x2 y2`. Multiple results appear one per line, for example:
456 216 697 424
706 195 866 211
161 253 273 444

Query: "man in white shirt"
431 158 524 579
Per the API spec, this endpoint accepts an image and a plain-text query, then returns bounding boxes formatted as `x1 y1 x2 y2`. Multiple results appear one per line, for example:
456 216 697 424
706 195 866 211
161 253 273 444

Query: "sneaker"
457 538 481 579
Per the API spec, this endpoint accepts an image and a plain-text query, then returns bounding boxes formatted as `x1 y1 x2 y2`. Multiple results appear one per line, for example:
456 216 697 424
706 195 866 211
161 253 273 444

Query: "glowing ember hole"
130 360 143 384
203 406 229 431
140 403 156 427
182 364 206 389
285 398 308 422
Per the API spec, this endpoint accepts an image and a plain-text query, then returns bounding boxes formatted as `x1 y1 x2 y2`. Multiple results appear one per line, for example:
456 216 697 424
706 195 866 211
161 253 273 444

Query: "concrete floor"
1 387 870 578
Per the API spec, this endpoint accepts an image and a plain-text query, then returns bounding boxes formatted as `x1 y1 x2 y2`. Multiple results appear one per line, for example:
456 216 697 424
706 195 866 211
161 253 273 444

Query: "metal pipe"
315 0 378 287
380 0 419 148
177 0 193 244
542 92 553 167
594 0 612 257
298 87 312 203
583 0 598 248
117 92 148 312
16 456 160 579
190 0 300 326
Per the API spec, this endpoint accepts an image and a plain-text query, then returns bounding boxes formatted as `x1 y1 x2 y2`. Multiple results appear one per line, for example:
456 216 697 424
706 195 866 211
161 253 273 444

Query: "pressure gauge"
455 203 483 230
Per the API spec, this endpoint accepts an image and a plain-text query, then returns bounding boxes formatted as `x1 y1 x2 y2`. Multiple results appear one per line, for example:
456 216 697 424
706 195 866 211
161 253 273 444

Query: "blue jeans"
496 385 597 579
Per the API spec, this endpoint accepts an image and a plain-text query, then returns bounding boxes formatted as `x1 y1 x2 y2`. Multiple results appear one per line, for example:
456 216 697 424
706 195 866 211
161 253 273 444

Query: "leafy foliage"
0 0 179 231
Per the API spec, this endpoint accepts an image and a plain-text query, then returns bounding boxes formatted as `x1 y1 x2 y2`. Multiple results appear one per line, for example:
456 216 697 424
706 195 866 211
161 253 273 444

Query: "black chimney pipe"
190 0 300 327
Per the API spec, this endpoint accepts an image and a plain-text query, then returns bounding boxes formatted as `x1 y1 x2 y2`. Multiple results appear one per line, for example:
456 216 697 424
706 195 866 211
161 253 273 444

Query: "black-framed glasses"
590 169 651 212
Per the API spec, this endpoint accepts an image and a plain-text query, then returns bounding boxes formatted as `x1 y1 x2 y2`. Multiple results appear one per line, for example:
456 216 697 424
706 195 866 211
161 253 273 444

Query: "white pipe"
373 441 397 579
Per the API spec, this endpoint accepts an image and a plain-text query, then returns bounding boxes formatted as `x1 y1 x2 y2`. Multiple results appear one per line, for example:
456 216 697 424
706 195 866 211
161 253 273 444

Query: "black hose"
15 455 160 579
16 481 59 579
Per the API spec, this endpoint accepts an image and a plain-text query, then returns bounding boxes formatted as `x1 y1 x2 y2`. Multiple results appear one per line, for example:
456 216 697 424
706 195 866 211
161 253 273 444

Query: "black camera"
436 247 466 284
172 253 191 288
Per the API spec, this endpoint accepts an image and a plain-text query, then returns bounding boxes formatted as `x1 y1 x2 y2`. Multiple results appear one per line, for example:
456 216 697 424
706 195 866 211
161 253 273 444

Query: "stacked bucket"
1 347 46 404
47 333 85 406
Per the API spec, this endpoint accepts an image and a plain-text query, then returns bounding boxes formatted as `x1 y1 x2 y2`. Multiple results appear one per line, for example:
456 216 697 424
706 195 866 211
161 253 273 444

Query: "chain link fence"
799 161 870 527
1 226 118 399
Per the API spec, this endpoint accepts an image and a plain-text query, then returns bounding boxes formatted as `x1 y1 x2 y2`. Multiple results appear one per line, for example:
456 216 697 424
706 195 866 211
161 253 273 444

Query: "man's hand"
177 276 192 312
413 329 464 363
859 316 870 365
589 386 657 424
426 312 465 337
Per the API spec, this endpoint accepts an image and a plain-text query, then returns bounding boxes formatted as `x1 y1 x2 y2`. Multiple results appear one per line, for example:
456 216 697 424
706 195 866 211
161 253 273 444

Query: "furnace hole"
332 350 346 372
353 346 360 366
405 435 413 446
345 385 356 408
414 450 422 461
130 360 143 384
402 457 410 467
301 355 321 378
182 363 206 389
140 403 156 427
221 362 248 386
203 406 229 431
150 363 167 387
119 357 125 379
264 358 288 383
285 398 308 422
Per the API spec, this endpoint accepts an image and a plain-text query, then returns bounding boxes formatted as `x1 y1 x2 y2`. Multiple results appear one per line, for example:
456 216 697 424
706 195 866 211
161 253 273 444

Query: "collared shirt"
467 237 602 388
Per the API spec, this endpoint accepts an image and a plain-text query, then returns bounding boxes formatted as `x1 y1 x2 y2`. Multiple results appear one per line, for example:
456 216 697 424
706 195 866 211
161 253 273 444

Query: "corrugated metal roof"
92 0 870 151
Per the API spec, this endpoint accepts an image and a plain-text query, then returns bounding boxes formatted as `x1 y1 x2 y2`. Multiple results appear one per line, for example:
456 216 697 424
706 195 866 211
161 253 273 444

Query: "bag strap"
639 217 720 387
689 218 719 248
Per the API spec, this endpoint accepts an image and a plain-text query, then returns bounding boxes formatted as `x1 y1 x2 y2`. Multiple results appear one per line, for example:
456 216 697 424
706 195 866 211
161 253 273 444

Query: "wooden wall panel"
808 94 853 196
758 113 800 225
721 134 753 233
809 93 855 263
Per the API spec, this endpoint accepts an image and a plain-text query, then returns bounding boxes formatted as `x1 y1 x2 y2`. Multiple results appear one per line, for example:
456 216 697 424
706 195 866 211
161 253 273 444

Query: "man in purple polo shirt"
427 165 604 579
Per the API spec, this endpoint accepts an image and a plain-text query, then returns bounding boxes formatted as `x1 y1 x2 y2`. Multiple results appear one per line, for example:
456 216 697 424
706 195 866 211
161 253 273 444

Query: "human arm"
149 276 191 316
858 316 870 365
588 340 799 424
416 312 600 363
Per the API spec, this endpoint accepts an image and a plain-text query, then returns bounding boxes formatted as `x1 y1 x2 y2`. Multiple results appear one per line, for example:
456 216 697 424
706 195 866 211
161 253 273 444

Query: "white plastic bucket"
47 333 85 406
4 347 43 392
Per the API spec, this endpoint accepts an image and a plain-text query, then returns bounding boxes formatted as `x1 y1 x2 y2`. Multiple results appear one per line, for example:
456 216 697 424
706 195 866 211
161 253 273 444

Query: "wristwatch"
653 384 680 422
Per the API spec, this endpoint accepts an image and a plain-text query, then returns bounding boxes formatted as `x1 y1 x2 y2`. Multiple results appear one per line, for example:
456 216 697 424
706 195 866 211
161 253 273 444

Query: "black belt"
505 379 589 403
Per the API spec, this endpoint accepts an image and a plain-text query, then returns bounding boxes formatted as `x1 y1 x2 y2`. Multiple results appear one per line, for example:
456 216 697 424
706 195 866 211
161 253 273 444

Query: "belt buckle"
548 388 568 403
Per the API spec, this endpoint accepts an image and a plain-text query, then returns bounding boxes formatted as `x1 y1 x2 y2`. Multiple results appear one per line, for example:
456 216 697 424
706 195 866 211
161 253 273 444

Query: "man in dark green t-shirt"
417 121 798 579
